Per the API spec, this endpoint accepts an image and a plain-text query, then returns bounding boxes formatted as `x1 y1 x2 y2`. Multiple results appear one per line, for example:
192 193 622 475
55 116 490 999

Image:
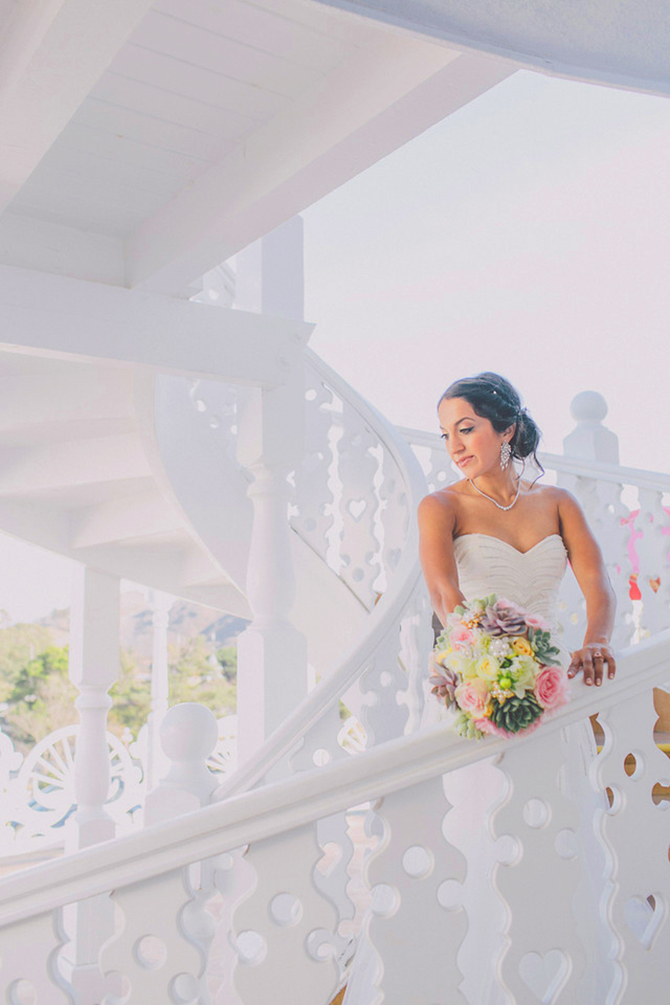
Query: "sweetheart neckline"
453 532 567 557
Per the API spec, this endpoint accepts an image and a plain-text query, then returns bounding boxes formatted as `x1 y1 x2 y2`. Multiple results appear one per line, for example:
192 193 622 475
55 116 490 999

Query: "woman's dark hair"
438 371 543 473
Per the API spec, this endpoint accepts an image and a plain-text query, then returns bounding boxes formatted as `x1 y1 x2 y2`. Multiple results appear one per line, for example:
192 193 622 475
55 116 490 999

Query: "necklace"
468 476 521 511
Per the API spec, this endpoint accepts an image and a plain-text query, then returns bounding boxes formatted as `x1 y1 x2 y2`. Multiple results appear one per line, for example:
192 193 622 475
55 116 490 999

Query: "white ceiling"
0 0 515 294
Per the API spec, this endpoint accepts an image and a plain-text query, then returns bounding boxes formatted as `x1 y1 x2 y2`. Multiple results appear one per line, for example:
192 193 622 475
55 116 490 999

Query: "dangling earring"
500 441 511 470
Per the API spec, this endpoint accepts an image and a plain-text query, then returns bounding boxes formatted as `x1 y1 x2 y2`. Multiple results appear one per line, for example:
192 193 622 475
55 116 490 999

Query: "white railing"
0 633 668 1003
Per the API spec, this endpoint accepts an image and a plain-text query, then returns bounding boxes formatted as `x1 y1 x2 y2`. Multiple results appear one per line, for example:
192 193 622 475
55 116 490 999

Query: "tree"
3 645 77 751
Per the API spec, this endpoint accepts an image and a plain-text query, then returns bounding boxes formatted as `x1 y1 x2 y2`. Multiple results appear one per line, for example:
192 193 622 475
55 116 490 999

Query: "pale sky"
303 69 670 473
2 67 669 624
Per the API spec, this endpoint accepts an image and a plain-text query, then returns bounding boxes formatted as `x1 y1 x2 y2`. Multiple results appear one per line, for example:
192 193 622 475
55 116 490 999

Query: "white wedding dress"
342 533 610 1005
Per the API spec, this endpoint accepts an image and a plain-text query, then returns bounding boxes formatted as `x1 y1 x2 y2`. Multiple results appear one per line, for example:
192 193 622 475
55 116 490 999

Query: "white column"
235 217 309 764
68 565 120 850
64 565 120 1004
146 589 174 789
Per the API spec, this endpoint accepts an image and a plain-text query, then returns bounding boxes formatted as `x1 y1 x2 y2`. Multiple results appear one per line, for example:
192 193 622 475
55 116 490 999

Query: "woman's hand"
567 642 616 686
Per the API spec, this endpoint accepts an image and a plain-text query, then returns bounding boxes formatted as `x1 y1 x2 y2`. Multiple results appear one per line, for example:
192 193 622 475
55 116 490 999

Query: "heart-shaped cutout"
347 498 367 522
625 894 664 948
519 950 569 1003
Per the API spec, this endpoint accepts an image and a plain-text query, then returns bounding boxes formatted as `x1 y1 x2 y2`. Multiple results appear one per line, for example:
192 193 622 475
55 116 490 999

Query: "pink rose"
455 678 490 717
535 666 568 710
525 613 550 632
449 624 476 650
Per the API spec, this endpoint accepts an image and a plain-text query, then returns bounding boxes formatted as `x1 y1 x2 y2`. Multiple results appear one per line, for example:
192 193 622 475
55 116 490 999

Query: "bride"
342 371 617 1005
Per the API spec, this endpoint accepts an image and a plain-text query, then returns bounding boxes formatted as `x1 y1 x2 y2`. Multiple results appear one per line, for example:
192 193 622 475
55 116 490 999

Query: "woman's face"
438 396 508 479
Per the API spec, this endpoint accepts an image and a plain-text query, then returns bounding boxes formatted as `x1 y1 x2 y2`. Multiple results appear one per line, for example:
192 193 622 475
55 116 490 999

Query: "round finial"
160 703 218 763
570 391 608 424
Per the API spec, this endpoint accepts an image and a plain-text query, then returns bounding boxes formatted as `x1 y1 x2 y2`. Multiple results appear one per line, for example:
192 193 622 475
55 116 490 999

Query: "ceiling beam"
0 265 313 386
125 40 515 295
0 0 156 215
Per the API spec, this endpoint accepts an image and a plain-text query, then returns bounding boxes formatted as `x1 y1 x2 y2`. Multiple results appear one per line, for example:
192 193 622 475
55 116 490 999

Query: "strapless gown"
342 533 609 1005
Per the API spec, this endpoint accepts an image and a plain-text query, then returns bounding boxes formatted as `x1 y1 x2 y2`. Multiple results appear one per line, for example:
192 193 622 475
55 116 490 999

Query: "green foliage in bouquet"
489 692 544 734
528 627 561 666
453 711 487 741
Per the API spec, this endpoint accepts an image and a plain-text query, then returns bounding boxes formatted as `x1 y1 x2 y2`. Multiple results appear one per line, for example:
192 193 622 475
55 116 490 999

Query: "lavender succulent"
479 599 527 637
429 659 458 707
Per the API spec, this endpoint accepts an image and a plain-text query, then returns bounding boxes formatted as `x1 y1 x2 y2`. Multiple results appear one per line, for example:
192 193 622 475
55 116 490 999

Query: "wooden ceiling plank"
91 72 258 140
153 0 354 72
0 0 157 215
240 0 379 45
130 9 323 97
71 99 231 163
108 43 287 120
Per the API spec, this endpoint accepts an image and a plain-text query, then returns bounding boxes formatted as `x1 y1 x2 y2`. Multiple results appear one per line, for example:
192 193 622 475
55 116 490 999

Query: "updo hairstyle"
438 371 543 472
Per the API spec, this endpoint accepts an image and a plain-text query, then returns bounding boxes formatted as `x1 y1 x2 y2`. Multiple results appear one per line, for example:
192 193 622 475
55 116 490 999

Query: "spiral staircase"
0 0 670 1002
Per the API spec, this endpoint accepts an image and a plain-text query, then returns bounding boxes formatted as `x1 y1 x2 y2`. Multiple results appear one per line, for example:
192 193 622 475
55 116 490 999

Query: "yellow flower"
512 636 534 657
434 649 453 666
475 654 500 681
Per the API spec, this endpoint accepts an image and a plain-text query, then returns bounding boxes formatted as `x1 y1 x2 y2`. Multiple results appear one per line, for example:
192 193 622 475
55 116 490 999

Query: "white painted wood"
107 41 286 122
145 703 219 823
0 434 149 496
364 775 468 1003
0 910 74 1003
236 373 309 760
68 566 120 851
90 69 257 142
145 590 174 791
0 264 314 386
65 566 120 999
0 211 126 285
235 0 380 45
72 96 234 163
154 0 354 72
595 685 670 999
232 823 340 1004
130 9 323 97
100 869 202 1002
126 45 513 293
0 0 157 214
0 633 668 930
70 489 183 549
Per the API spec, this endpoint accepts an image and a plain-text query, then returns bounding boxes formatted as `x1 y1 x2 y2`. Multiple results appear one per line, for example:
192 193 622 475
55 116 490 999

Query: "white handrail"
211 349 429 799
398 425 670 493
1 630 669 928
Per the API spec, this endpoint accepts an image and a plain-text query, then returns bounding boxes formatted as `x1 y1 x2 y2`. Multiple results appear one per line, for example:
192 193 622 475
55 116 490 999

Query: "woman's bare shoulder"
417 485 465 530
418 483 466 513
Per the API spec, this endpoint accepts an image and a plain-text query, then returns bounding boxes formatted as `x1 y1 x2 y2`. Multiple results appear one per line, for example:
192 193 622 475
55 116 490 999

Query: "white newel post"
235 217 309 765
562 390 619 465
64 565 121 1003
146 589 174 790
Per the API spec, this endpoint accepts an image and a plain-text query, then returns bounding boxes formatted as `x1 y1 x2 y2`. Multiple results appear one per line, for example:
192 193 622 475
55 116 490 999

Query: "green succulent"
453 712 486 741
528 627 561 666
489 692 544 734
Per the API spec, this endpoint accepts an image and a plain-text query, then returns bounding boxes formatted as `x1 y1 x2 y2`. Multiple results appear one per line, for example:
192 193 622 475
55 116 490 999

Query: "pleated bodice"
453 532 568 631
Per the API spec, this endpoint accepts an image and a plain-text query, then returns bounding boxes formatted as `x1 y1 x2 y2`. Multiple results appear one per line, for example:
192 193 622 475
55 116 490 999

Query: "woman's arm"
557 489 617 686
417 493 466 626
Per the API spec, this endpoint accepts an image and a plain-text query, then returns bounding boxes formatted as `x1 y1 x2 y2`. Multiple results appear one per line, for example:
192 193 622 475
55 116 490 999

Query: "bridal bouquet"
429 595 568 740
